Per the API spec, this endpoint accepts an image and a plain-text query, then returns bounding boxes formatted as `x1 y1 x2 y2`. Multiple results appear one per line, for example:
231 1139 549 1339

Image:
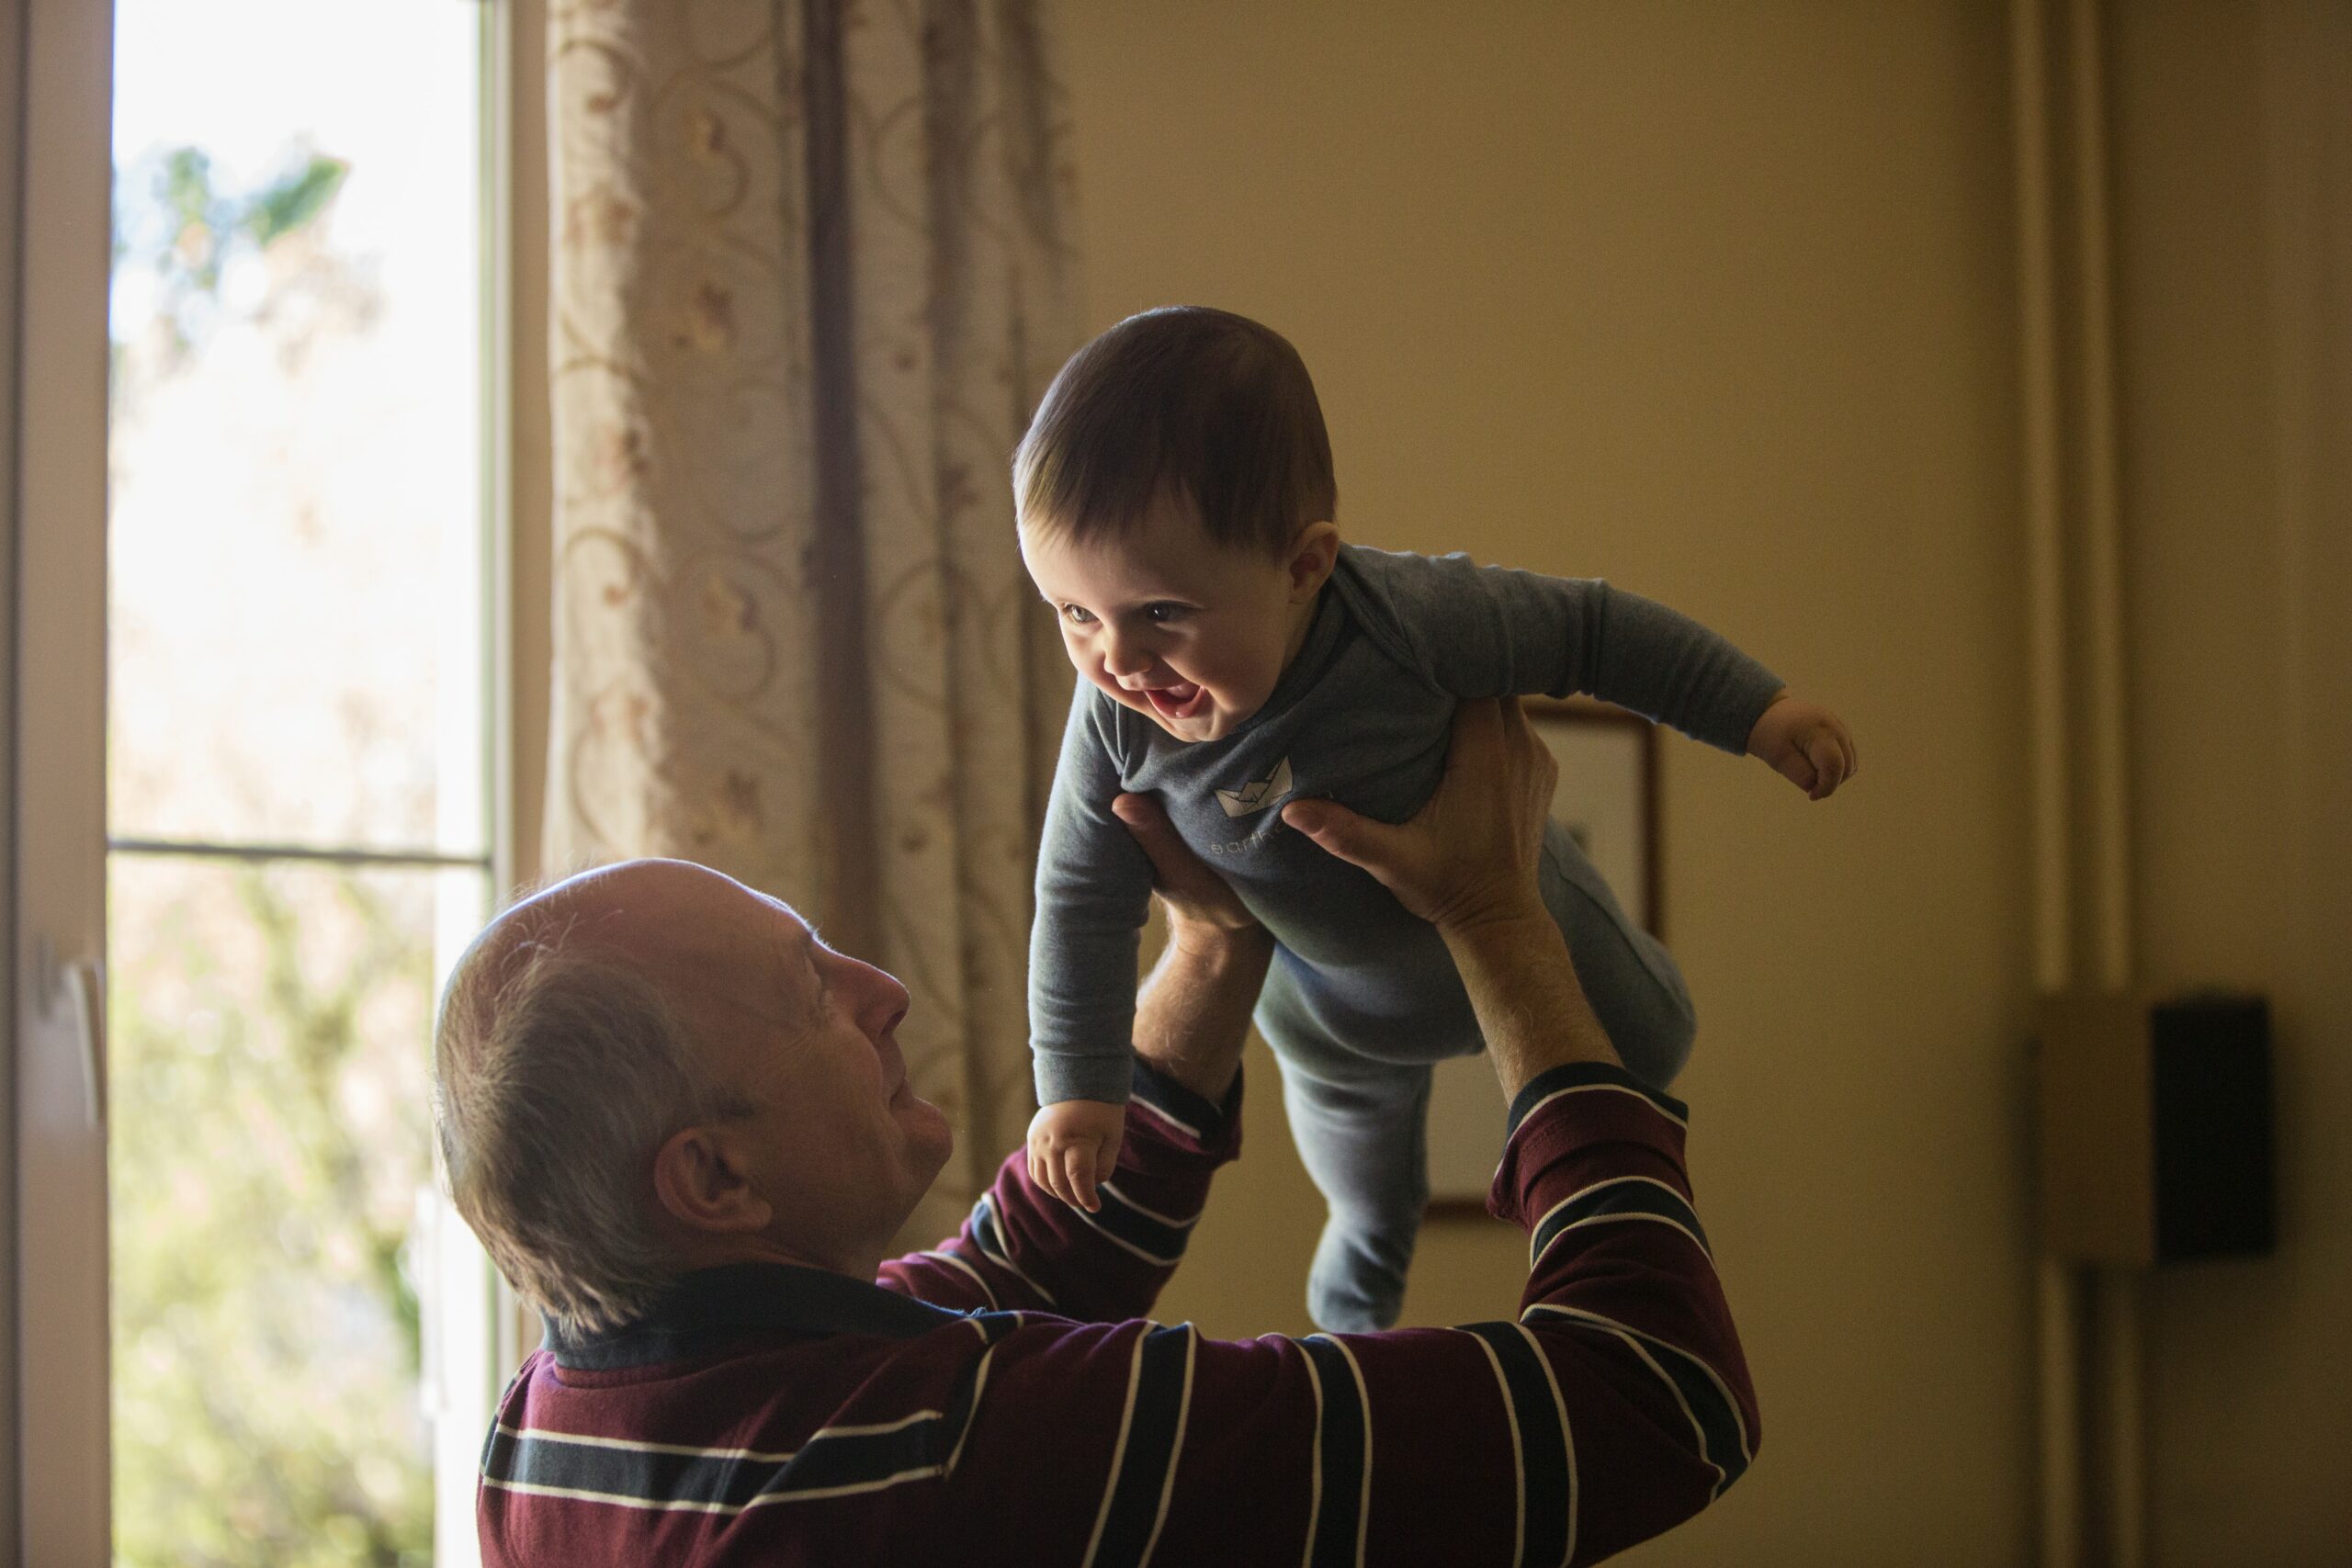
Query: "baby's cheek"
1221 667 1283 722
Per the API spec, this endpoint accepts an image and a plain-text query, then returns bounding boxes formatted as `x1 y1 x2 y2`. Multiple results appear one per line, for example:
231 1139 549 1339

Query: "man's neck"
670 1230 885 1285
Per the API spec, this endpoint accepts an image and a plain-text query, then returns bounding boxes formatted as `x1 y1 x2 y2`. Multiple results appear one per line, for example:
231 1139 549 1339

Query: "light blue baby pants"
1254 819 1695 1332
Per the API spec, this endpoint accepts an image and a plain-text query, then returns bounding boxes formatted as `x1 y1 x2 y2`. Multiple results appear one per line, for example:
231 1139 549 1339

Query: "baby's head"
1014 306 1340 743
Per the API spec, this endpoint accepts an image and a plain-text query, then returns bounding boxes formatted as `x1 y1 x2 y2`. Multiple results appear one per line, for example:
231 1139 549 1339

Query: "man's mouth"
1138 681 1209 721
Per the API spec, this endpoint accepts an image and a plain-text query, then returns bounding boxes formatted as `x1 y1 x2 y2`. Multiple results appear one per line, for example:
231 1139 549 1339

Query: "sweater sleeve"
922 1061 1759 1568
1028 684 1158 1107
877 1061 1239 1321
1351 547 1786 756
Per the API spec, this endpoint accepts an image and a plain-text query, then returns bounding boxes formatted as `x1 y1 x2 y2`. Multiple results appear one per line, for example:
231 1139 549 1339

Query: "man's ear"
1286 521 1340 603
651 1124 775 1235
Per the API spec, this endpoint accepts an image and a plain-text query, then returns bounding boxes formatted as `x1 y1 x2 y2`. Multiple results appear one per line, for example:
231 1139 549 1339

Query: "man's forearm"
928 1066 1755 1566
1131 920 1273 1101
1440 904 1621 1100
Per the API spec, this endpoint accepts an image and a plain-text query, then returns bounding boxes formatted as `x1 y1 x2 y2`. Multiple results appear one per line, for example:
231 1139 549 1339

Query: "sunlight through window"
107 4 498 1562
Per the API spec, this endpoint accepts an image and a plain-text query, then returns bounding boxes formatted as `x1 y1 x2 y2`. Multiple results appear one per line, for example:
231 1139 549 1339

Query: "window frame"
13 0 118 1558
11 0 528 1558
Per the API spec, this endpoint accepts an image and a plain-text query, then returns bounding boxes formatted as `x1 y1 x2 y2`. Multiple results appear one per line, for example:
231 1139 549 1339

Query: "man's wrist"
1132 1033 1244 1104
1440 902 1621 1099
1165 915 1273 970
1432 895 1555 953
1133 920 1272 1102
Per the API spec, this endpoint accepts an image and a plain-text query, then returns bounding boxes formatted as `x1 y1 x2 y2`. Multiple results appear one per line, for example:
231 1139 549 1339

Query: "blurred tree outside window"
106 5 495 1564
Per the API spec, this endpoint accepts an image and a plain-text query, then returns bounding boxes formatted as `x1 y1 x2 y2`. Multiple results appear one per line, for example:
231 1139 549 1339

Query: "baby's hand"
1026 1099 1127 1213
1747 694 1860 801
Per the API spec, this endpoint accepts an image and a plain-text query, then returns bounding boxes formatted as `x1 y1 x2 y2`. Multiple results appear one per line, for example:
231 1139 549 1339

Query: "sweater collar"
546 1260 963 1370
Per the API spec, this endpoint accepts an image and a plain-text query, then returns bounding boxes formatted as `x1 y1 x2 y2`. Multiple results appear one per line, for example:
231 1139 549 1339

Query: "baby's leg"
1261 969 1434 1332
1276 1054 1434 1333
1541 821 1697 1089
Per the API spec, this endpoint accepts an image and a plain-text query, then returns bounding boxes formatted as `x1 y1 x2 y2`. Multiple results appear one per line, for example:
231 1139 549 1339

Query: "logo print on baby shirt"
1215 757 1294 818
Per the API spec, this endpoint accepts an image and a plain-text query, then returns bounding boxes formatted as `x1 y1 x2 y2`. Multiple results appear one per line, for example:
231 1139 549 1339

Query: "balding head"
433 860 951 1339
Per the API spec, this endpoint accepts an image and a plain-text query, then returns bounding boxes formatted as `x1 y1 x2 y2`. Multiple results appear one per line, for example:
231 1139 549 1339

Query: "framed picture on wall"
1423 696 1662 1214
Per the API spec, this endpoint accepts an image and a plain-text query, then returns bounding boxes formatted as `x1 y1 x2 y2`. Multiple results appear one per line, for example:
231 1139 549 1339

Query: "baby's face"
1020 493 1323 743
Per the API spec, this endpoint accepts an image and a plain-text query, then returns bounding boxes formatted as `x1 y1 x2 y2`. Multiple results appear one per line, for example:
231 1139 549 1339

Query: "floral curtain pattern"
545 0 1080 1242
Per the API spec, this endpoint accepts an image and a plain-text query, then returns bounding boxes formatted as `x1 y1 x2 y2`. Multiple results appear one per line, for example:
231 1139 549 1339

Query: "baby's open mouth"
1141 681 1209 721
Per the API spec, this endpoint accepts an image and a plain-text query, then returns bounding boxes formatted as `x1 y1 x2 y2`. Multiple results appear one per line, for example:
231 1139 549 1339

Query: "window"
98 2 509 1561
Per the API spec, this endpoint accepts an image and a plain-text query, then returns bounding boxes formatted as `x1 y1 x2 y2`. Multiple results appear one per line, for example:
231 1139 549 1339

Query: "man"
435 698 1758 1566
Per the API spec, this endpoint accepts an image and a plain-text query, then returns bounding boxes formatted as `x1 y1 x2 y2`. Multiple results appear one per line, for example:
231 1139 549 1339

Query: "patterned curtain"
544 0 1080 1243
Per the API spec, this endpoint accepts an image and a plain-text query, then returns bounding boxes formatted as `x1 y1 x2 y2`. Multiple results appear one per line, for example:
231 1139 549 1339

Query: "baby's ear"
1286 521 1341 600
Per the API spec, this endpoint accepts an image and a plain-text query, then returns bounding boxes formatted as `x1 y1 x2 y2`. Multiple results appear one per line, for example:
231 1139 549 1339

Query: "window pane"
107 0 485 853
108 855 483 1568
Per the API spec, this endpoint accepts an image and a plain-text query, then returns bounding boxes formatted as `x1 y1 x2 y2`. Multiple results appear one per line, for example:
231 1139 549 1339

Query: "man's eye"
1145 603 1190 624
1061 604 1097 626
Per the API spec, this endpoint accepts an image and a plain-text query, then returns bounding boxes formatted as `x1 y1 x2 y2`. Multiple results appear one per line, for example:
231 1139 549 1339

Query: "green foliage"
108 130 437 1568
243 155 351 248
110 862 435 1568
160 147 230 293
113 144 353 355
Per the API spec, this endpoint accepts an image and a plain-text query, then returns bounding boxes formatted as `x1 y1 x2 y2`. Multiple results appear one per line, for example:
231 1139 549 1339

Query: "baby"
1018 307 1855 1331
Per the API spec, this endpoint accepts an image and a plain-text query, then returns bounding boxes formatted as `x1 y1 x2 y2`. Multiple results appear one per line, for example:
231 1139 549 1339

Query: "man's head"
433 860 953 1338
1014 307 1341 742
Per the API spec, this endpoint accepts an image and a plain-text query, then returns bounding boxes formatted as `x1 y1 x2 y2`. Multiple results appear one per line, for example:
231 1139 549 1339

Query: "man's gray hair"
432 919 747 1340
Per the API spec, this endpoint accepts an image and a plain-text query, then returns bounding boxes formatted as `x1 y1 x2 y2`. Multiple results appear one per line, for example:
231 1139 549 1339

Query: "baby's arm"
1381 551 1856 796
1028 686 1157 1207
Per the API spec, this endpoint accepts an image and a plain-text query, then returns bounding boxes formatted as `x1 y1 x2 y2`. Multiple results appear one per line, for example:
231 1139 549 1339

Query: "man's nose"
847 957 910 1036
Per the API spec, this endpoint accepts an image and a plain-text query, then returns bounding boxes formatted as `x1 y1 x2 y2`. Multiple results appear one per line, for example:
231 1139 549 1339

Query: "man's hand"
1027 1099 1127 1213
1283 697 1616 1092
1112 793 1260 942
1280 696 1557 933
1747 693 1859 801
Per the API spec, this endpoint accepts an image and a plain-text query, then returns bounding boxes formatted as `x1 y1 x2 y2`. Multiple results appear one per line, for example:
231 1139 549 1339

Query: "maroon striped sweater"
479 1058 1758 1566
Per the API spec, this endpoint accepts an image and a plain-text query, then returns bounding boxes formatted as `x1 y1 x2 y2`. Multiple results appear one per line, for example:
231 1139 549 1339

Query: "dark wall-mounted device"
2035 990 2275 1267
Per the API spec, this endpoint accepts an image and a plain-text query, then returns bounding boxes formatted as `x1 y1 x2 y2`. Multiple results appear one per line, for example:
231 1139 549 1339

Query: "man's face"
1020 492 1313 744
718 896 955 1263
599 862 954 1269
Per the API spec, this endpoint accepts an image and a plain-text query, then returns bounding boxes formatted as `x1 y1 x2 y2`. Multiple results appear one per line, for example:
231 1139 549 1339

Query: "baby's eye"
1144 603 1191 625
1061 604 1097 626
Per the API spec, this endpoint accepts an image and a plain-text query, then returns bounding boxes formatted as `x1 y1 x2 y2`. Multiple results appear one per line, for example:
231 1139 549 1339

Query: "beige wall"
2109 4 2352 1563
1064 5 2035 1562
0 0 22 1541
1064 2 2352 1562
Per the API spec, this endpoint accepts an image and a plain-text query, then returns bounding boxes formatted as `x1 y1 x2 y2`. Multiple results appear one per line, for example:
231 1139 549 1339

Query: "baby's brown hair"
1013 306 1337 556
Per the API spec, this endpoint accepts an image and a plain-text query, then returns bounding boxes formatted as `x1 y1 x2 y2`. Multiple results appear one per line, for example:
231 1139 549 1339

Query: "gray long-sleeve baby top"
1027 545 1785 1107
